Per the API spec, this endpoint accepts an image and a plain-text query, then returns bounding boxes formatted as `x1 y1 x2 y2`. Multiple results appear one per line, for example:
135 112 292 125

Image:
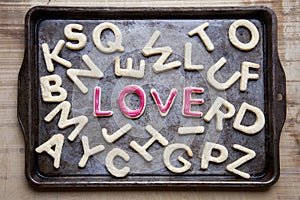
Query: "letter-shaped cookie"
204 97 235 131
163 143 193 173
78 136 105 168
105 148 130 178
188 22 214 52
67 55 104 94
44 101 88 141
201 142 228 169
207 57 241 90
40 74 67 102
182 87 204 117
35 133 64 169
150 88 177 117
228 19 259 51
130 125 168 161
64 23 87 50
142 30 181 73
114 57 145 79
92 22 124 53
102 124 132 143
184 42 204 70
94 87 113 117
233 102 265 134
42 40 72 72
226 144 256 179
240 61 260 91
118 85 146 119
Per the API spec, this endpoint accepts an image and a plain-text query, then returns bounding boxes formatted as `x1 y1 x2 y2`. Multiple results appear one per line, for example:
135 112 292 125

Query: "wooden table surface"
0 0 299 199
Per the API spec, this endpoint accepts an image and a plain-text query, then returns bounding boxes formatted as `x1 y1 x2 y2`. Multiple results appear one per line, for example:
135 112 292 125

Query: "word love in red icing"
94 85 204 118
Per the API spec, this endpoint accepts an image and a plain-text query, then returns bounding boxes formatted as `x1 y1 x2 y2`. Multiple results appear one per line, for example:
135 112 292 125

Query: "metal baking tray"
18 6 286 189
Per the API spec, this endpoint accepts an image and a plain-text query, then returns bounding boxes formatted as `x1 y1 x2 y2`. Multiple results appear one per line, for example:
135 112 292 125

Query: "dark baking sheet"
18 6 286 189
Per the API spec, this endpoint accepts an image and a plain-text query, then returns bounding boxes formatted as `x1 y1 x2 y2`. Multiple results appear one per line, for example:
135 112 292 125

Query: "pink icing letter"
118 85 146 119
182 87 204 117
94 87 113 117
151 88 177 117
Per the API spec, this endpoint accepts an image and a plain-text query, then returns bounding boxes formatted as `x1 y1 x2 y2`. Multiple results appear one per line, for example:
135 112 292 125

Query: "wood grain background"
0 0 299 199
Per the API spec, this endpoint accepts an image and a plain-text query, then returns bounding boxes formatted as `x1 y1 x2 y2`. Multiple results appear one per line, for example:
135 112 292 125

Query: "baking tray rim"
18 6 286 189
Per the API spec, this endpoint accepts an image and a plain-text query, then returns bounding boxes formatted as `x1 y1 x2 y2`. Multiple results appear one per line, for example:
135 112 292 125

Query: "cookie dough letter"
240 61 260 91
106 148 130 178
67 55 104 94
229 19 259 51
94 87 113 117
201 142 228 169
44 101 88 141
79 136 105 168
204 97 235 131
102 123 132 143
188 22 214 52
207 57 241 90
35 133 64 169
226 144 256 179
114 57 145 79
130 125 169 161
142 30 181 73
182 87 204 117
184 42 204 70
40 74 67 102
64 23 87 50
93 22 124 53
163 143 193 173
42 40 72 72
118 85 146 119
151 88 177 117
233 102 265 134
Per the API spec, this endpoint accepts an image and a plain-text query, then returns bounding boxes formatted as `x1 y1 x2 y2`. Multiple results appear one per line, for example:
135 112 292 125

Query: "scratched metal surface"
36 18 265 176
